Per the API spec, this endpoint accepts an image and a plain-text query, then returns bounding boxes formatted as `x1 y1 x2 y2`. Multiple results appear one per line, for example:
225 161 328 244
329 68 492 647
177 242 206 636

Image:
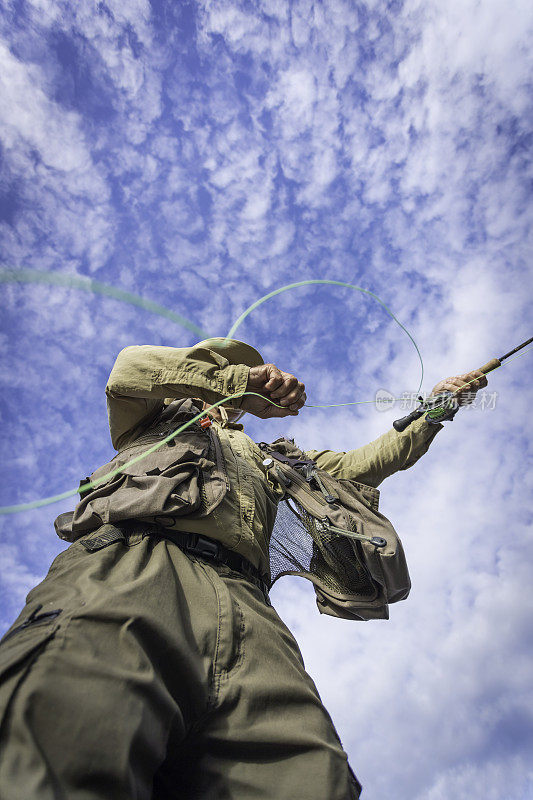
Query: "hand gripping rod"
392 335 533 432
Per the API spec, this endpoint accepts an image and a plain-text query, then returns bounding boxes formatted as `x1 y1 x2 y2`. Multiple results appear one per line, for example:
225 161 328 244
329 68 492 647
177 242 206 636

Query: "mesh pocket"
269 499 375 597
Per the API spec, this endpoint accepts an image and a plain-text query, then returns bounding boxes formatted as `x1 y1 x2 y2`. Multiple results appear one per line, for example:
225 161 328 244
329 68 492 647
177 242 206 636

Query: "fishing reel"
393 390 459 432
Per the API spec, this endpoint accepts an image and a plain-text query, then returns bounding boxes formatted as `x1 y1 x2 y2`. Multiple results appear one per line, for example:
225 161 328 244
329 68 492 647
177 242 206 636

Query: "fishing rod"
392 335 533 432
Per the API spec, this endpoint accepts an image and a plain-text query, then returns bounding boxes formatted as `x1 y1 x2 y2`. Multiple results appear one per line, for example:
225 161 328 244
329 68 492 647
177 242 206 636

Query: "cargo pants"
0 526 361 799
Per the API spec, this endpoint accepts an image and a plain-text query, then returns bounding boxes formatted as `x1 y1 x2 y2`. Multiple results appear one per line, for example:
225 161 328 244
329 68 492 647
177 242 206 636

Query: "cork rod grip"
477 357 501 375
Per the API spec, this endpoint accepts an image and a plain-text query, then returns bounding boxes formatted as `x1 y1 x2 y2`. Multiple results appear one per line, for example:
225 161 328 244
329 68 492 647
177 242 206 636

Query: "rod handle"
477 358 501 375
392 408 424 432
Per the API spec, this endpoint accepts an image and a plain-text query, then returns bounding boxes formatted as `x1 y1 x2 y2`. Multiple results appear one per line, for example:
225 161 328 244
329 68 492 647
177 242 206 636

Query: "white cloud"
266 67 317 129
420 758 533 800
0 41 90 173
0 41 114 270
0 544 45 609
1 1 532 797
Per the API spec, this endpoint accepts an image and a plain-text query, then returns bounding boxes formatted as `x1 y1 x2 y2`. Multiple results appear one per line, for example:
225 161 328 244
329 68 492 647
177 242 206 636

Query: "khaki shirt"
106 345 443 578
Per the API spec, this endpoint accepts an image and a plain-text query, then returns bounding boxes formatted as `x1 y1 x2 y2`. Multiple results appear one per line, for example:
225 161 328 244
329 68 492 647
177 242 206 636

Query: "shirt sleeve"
304 415 444 488
105 344 250 450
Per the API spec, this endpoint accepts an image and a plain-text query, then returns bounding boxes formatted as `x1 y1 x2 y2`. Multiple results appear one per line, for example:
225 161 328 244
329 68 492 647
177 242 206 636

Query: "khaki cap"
195 337 264 368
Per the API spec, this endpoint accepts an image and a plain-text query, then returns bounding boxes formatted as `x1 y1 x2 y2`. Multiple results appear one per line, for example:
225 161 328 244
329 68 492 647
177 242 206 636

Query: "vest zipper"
210 426 230 491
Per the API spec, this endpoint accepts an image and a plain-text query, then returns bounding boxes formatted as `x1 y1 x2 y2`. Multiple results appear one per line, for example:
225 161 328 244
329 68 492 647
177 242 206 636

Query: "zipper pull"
310 469 338 504
303 464 314 482
320 518 386 547
275 466 292 487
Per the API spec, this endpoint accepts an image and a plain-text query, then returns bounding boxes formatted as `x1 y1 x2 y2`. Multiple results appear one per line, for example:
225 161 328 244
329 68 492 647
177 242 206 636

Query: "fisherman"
0 338 488 800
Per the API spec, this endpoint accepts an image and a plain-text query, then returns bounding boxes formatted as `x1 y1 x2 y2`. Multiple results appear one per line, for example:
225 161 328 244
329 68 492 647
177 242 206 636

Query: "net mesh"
269 498 376 596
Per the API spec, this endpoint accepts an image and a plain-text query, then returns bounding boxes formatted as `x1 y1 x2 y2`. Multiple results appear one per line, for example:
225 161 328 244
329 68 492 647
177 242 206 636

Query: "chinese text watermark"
374 389 499 412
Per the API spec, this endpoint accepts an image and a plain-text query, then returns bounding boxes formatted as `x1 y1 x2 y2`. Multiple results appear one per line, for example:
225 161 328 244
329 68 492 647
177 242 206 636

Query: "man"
0 338 488 800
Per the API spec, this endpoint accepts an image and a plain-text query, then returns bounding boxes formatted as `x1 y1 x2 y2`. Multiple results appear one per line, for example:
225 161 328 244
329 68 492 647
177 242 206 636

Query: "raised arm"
305 415 443 488
305 368 488 487
106 344 249 450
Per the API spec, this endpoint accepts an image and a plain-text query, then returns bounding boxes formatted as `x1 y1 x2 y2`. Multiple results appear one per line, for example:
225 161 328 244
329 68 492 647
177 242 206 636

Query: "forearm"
306 415 444 488
106 344 249 449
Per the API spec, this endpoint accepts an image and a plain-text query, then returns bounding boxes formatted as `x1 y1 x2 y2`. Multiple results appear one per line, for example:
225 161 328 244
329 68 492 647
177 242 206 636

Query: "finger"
263 366 285 392
440 376 462 388
284 383 306 409
267 404 295 418
462 370 488 386
450 383 473 404
453 375 483 392
269 389 304 416
277 379 304 407
270 373 298 401
247 364 271 389
450 380 481 404
272 380 298 405
463 379 483 392
457 374 475 387
441 378 466 394
458 378 485 394
467 370 488 389
289 390 307 411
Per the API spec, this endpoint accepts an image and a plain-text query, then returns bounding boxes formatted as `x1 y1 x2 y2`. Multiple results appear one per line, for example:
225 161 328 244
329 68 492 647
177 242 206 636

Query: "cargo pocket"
1 604 62 646
193 561 245 707
0 605 62 692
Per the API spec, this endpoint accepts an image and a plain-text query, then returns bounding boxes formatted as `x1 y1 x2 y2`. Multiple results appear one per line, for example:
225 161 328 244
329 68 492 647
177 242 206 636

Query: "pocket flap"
91 436 211 484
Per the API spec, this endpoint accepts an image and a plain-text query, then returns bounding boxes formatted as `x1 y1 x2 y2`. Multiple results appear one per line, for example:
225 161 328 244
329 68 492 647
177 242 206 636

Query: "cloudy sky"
1 0 532 797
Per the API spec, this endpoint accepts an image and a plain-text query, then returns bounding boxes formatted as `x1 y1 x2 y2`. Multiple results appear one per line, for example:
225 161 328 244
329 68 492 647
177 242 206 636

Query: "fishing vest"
54 401 411 621
261 437 411 621
54 399 229 542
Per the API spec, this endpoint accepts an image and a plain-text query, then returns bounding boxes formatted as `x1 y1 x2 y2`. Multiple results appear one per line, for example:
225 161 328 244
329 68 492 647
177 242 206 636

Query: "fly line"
7 269 525 516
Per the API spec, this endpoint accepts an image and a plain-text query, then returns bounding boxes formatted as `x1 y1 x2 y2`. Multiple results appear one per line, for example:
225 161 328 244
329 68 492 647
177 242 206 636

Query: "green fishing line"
0 392 297 514
0 268 209 339
3 269 525 516
225 279 425 397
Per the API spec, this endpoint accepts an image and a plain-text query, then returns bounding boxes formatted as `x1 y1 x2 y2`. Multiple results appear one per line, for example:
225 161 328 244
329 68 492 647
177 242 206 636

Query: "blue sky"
1 1 532 797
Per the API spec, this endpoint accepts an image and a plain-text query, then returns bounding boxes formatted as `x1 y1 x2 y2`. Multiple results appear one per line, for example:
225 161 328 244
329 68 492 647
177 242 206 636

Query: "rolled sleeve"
305 415 444 488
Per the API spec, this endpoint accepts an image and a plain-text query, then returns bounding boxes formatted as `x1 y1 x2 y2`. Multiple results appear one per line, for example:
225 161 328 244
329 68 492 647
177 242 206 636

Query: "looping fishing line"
0 268 209 339
1 269 527 515
226 279 425 398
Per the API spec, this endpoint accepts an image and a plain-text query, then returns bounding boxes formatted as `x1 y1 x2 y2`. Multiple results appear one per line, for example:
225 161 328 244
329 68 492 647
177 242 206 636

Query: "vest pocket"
1 606 62 644
71 433 213 534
